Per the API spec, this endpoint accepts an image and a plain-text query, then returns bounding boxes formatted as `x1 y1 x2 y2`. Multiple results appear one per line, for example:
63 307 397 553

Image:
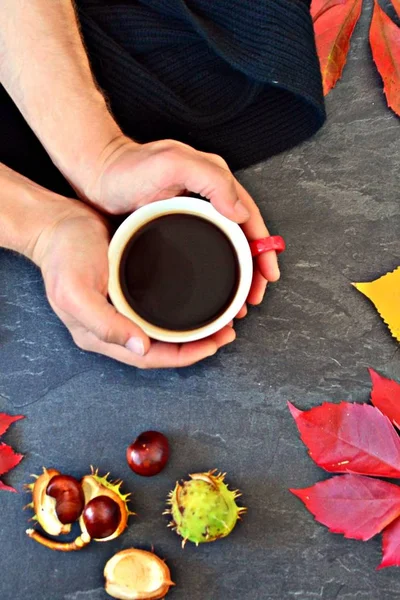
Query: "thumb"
73 290 150 356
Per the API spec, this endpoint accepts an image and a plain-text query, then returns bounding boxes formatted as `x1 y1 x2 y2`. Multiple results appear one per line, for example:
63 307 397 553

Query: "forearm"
0 162 76 262
0 0 126 195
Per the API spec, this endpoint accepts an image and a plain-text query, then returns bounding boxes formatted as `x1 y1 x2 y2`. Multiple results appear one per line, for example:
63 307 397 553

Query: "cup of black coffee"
108 197 254 343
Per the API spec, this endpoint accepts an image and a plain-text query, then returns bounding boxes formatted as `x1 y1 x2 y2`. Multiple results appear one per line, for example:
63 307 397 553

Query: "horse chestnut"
26 467 133 551
46 474 85 524
126 431 170 477
83 495 121 539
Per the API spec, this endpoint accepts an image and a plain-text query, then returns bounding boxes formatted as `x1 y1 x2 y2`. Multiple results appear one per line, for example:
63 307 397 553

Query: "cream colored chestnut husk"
25 467 71 536
79 467 133 542
104 548 174 600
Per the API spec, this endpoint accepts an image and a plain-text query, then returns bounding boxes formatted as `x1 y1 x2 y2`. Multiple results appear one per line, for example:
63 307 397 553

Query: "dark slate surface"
1 3 399 599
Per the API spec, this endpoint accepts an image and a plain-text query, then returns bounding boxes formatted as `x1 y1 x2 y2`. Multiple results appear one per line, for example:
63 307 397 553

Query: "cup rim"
108 197 253 343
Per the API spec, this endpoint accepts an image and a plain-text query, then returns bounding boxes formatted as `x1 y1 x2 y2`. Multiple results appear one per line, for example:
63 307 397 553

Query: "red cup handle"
250 235 286 258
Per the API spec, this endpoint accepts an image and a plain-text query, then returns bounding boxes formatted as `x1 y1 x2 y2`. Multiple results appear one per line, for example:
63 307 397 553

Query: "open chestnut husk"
104 548 174 600
79 467 133 543
25 467 133 551
24 468 73 537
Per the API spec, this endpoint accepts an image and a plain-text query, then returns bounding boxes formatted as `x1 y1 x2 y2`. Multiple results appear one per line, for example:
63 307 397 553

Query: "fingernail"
234 200 250 220
125 336 145 356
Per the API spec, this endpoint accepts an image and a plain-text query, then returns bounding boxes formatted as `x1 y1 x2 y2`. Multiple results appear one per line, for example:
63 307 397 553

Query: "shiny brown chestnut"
46 474 85 525
83 495 121 540
126 431 170 477
25 468 71 537
79 468 133 543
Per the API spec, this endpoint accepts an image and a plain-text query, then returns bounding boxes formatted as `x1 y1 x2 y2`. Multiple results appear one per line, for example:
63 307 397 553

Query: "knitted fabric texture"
1 0 325 194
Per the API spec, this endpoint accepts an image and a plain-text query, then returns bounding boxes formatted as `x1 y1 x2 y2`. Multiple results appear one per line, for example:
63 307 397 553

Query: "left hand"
82 136 281 315
33 195 235 368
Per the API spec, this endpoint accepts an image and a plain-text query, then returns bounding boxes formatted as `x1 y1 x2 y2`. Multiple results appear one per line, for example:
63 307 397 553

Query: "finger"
236 304 247 319
76 326 236 368
177 155 250 223
210 326 237 348
146 327 236 368
144 327 236 368
65 288 151 356
247 269 268 305
235 181 280 282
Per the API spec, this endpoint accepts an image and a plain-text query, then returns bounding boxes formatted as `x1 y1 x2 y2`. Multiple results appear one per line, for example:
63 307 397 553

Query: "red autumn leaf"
0 443 24 478
291 474 400 541
0 413 24 437
312 0 363 95
0 413 25 492
370 0 400 117
369 369 400 429
0 480 18 493
311 0 347 22
379 516 400 569
288 401 400 478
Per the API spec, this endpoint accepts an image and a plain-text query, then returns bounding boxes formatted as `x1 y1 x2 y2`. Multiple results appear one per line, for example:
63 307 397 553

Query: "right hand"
31 191 236 368
81 136 281 315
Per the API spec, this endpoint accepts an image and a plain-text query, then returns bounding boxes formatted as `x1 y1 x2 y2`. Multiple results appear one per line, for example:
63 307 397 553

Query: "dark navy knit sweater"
0 0 325 195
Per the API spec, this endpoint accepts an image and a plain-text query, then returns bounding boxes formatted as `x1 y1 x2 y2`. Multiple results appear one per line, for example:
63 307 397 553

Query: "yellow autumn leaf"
353 267 400 342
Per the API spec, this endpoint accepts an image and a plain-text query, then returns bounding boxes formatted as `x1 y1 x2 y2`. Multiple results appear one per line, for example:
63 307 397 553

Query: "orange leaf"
391 0 400 18
312 0 363 95
353 267 400 343
370 0 400 116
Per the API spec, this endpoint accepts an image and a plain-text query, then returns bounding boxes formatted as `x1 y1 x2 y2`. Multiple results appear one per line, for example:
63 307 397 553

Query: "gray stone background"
1 2 399 599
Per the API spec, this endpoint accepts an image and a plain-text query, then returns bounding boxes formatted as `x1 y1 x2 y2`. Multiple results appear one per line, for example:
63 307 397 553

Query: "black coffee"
119 214 239 331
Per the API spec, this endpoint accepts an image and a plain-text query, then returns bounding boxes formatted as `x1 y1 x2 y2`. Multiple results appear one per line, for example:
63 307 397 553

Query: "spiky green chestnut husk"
79 467 134 542
165 470 246 546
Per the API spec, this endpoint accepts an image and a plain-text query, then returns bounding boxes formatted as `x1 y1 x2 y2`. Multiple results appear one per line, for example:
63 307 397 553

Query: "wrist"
78 130 139 202
0 164 82 264
42 95 127 199
79 133 142 211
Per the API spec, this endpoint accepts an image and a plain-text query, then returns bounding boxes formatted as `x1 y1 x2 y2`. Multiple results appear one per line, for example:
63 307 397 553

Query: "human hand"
32 192 235 368
82 137 281 315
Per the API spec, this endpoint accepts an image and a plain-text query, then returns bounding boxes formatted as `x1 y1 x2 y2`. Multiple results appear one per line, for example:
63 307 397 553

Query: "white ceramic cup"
108 197 253 343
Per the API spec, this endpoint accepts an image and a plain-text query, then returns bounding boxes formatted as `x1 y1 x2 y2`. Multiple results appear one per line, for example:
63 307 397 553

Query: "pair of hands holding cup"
34 136 281 369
